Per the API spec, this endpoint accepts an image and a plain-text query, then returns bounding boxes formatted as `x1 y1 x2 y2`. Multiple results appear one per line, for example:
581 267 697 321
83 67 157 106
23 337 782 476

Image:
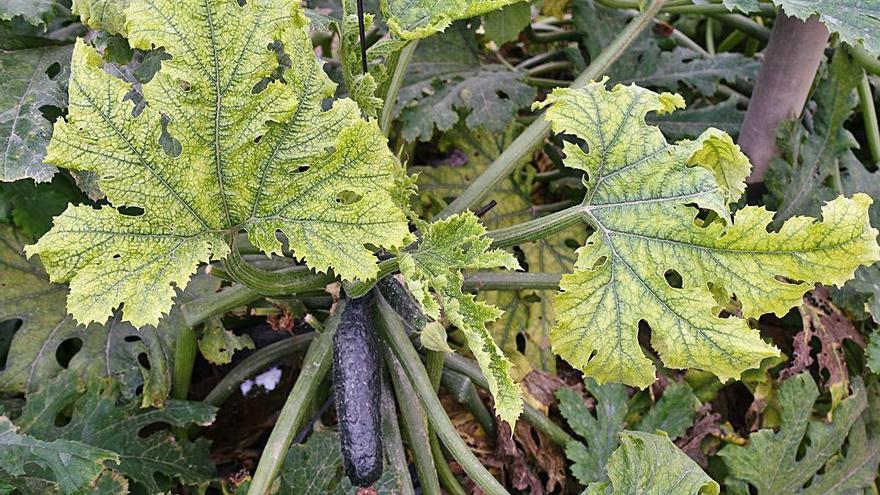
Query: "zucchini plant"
1 0 880 493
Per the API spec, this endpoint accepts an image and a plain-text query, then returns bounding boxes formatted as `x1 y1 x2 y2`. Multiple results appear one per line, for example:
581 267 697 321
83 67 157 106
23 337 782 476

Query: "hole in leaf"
138 422 171 438
118 206 145 217
55 338 83 368
39 105 64 123
0 319 24 371
123 335 142 343
496 90 510 100
45 62 61 79
638 320 660 359
293 165 310 174
159 115 182 158
335 190 362 206
179 80 192 92
252 77 272 94
564 238 580 249
515 333 526 353
523 293 542 304
253 135 263 144
54 410 72 427
663 269 683 289
138 352 151 370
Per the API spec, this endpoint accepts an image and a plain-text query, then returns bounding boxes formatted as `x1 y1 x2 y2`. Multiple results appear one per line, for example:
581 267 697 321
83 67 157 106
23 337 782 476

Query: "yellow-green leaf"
26 0 411 327
398 213 523 426
538 80 880 388
383 0 527 39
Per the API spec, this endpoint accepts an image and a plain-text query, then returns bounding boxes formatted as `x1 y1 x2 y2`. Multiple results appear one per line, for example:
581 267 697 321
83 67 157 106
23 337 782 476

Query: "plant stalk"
848 44 880 76
858 72 880 164
376 295 511 495
204 332 316 406
437 0 667 219
247 304 343 495
385 350 442 495
171 326 198 401
380 372 417 495
221 245 336 296
181 283 262 327
443 353 574 447
380 41 418 136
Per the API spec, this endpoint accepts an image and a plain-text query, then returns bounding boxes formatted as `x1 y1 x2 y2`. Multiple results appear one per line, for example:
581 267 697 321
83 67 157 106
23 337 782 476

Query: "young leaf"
395 23 535 141
415 122 579 372
0 45 71 182
26 1 411 327
719 373 880 494
539 80 880 388
398 212 523 426
585 431 719 495
14 372 217 493
383 0 527 39
0 225 212 407
0 417 118 494
724 1 880 57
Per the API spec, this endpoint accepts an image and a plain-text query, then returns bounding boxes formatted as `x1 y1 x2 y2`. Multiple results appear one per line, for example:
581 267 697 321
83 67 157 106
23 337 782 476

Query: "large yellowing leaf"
26 0 411 327
382 0 527 39
397 213 523 426
537 80 880 388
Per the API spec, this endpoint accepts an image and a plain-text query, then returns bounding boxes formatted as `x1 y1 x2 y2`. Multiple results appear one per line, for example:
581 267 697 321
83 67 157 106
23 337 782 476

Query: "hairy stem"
739 10 829 184
171 326 197 401
376 295 511 495
427 351 469 495
443 353 574 446
247 305 342 495
181 283 262 327
221 245 335 296
204 332 316 406
380 373 417 495
380 41 418 136
436 0 667 219
464 272 562 291
848 44 880 76
858 72 880 164
385 350 442 495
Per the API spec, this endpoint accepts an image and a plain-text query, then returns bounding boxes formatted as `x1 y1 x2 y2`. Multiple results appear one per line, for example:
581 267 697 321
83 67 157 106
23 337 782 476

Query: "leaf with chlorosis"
397 212 523 426
537 79 880 388
72 0 130 35
25 0 411 327
584 431 719 495
383 0 527 39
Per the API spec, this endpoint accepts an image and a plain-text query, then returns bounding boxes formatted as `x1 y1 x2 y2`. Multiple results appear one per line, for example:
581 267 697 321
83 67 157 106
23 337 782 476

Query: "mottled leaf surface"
0 0 57 26
719 374 880 494
72 0 130 35
725 1 880 56
0 225 211 407
398 213 523 426
0 45 70 182
27 0 411 327
0 416 117 494
539 80 879 388
584 431 719 495
395 24 535 142
382 0 526 39
13 372 216 493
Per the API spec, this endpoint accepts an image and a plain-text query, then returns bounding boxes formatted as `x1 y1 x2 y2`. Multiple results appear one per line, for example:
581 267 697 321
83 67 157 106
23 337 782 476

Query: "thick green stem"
385 350 442 495
710 13 770 44
858 72 880 164
849 44 880 76
489 205 585 249
440 368 498 439
443 353 574 447
464 272 562 291
376 296 510 495
437 0 667 219
380 40 418 136
222 245 335 296
172 326 197 401
424 350 469 495
181 283 261 327
247 305 342 495
380 373 417 495
204 332 316 406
